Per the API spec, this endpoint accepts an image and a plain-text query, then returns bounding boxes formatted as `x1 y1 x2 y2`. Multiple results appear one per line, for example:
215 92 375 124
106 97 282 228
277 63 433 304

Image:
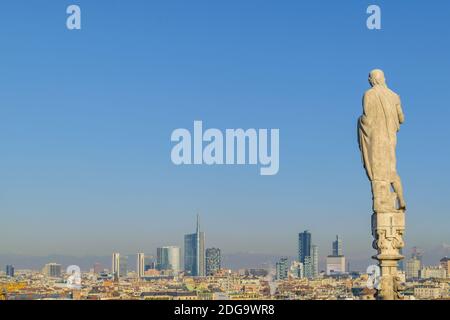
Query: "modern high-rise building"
298 230 319 279
137 253 145 278
112 253 120 279
184 214 205 276
405 257 421 279
205 248 221 276
298 230 311 264
304 256 313 279
312 245 319 278
332 235 342 256
276 257 289 280
6 265 15 277
43 263 62 278
157 246 181 273
326 235 346 275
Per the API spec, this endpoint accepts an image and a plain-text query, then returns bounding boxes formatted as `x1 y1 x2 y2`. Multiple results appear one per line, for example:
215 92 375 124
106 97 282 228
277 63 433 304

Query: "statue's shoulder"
364 88 377 99
387 88 401 101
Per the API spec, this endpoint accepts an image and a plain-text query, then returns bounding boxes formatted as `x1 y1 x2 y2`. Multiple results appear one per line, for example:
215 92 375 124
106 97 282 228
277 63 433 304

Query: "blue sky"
0 1 449 265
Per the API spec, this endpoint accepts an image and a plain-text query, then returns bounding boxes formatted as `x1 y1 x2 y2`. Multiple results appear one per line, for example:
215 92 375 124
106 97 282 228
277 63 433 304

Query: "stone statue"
358 69 407 300
358 69 406 212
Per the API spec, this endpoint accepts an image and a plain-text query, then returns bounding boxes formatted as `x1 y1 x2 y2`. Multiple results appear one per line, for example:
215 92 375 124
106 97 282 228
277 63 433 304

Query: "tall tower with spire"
196 213 200 233
184 214 205 276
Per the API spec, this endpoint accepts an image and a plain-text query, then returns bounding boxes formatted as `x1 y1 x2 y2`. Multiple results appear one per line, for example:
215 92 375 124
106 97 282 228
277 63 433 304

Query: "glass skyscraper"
184 214 205 276
112 253 120 280
298 230 311 263
157 246 181 273
298 230 319 279
43 263 62 278
6 265 15 277
332 235 342 256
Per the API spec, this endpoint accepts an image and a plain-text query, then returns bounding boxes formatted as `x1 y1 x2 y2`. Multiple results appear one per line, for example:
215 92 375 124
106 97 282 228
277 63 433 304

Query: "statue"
358 69 407 300
358 69 406 212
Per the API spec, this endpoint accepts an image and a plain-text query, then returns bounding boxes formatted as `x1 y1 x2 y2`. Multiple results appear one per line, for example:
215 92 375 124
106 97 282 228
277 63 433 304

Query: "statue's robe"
358 85 404 182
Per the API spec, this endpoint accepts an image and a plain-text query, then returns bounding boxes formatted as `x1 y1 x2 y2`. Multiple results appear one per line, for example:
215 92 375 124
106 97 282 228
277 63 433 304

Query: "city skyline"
4 232 448 300
2 215 448 272
2 217 448 267
4 250 448 277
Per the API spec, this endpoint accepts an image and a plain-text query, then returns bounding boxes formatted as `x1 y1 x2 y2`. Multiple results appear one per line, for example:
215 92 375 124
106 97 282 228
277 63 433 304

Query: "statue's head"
369 69 386 87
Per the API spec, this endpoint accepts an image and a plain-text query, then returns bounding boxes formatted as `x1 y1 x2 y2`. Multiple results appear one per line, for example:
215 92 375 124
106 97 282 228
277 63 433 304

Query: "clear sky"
1 1 449 264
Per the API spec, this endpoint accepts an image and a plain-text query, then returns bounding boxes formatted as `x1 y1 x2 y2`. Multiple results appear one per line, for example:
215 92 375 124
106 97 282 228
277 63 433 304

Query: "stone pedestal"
371 210 405 300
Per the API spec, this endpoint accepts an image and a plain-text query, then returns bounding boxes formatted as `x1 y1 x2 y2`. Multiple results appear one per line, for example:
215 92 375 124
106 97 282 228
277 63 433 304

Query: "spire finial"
196 213 200 233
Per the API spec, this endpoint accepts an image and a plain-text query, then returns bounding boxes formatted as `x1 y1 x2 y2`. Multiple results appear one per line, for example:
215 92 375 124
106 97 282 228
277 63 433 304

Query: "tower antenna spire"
196 213 200 233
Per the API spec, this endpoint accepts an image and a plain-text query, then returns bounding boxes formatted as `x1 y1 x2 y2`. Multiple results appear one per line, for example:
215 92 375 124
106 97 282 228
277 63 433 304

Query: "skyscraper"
406 257 421 279
276 257 289 280
312 245 319 278
326 235 346 275
137 253 145 278
6 265 14 277
112 253 120 279
304 256 313 279
157 246 181 273
205 248 221 276
184 214 205 276
332 235 342 256
298 230 311 264
298 230 319 279
43 263 62 278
